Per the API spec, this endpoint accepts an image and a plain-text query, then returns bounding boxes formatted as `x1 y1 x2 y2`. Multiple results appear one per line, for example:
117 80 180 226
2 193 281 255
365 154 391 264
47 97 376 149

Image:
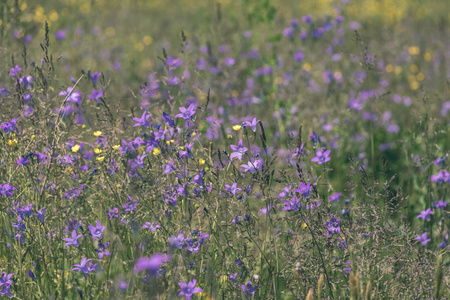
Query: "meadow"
0 0 449 298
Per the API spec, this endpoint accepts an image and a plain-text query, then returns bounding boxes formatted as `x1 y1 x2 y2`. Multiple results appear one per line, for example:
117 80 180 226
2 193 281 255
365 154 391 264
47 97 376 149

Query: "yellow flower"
6 139 18 148
96 156 105 162
198 158 205 165
192 132 197 137
153 148 161 156
71 145 80 152
170 139 175 144
220 275 228 282
301 223 308 229
227 134 232 139
94 148 103 154
232 125 242 131
166 141 171 145
112 145 120 150
93 131 102 137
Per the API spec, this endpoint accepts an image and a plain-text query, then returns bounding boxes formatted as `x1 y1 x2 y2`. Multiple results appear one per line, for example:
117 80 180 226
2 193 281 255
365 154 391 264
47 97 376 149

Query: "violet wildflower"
133 111 152 128
431 170 450 184
133 254 171 275
169 231 184 249
178 279 203 300
324 216 341 236
439 234 448 249
230 215 243 224
63 230 83 247
433 200 447 210
17 156 30 167
175 104 196 121
308 131 320 146
72 258 96 277
416 232 431 246
224 183 242 195
241 281 259 296
282 195 301 211
35 208 46 223
10 65 22 77
230 139 248 161
87 89 103 102
329 192 343 203
142 222 161 232
243 118 260 132
161 112 175 127
26 270 36 281
89 72 102 84
88 220 106 240
59 87 82 105
311 149 331 165
278 185 292 198
107 207 121 219
416 208 434 221
95 241 111 259
241 159 261 173
295 181 312 198
1 118 19 133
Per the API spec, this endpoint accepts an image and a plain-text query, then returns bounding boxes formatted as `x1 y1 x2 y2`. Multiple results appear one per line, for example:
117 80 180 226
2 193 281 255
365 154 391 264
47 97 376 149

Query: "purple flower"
59 87 82 106
431 170 450 184
26 270 36 281
0 184 17 198
163 159 176 175
88 220 106 240
175 104 196 121
178 279 203 299
439 234 448 249
95 241 111 259
17 156 30 167
416 232 431 246
10 65 22 77
230 139 248 161
329 192 343 203
169 231 184 249
244 118 260 132
161 112 175 127
294 51 304 62
308 131 320 146
1 118 19 133
133 254 171 275
63 230 83 247
433 200 448 210
283 27 294 37
55 30 66 40
0 272 14 287
324 216 341 237
133 111 152 128
107 207 121 219
240 159 261 173
311 149 331 165
224 183 242 195
295 181 312 198
282 194 301 211
241 281 259 296
87 89 103 102
72 258 96 277
142 222 161 232
229 273 238 283
416 208 434 221
90 72 102 84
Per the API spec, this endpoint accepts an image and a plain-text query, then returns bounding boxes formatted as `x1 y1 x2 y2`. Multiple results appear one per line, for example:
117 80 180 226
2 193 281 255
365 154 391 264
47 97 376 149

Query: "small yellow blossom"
166 141 171 145
94 148 103 154
93 131 102 137
71 145 80 152
192 132 197 137
232 125 242 131
227 134 232 139
96 156 105 162
153 148 161 156
301 223 308 229
198 158 205 165
170 139 175 144
6 139 18 148
112 145 120 150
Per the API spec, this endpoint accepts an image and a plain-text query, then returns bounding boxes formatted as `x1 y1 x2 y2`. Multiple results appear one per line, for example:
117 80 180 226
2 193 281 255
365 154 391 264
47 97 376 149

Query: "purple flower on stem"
324 216 341 237
72 258 96 277
295 181 312 198
63 230 83 247
95 241 111 259
107 207 121 219
241 158 261 173
175 104 196 121
17 156 30 167
0 184 17 198
241 281 259 296
311 149 331 165
142 222 161 232
87 89 103 102
431 170 450 184
282 194 301 211
163 159 176 175
224 183 242 195
416 232 431 246
416 208 434 221
178 279 203 299
26 270 36 281
169 231 184 249
90 72 102 84
1 118 19 133
230 139 248 161
0 272 14 287
244 118 260 132
161 112 175 127
433 200 447 210
88 220 106 240
59 87 82 105
133 111 152 128
10 65 22 77
329 192 342 203
133 254 171 275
